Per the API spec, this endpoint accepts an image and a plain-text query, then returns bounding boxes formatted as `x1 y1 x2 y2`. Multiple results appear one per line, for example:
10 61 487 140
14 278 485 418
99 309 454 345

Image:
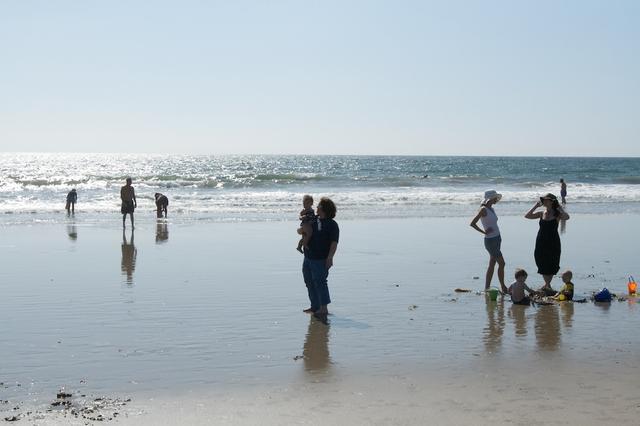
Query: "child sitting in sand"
554 270 574 301
296 194 315 253
508 268 535 305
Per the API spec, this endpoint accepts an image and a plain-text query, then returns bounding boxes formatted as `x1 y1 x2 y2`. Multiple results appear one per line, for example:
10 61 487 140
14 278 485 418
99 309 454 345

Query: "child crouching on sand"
554 270 574 301
508 268 535 305
296 195 315 253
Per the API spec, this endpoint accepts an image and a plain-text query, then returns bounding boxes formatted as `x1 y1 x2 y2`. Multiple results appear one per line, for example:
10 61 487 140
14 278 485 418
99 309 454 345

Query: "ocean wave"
1 153 640 224
613 176 640 184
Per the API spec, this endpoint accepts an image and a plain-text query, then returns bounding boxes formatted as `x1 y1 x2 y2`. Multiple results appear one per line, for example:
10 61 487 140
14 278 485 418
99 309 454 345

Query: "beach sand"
1 214 639 424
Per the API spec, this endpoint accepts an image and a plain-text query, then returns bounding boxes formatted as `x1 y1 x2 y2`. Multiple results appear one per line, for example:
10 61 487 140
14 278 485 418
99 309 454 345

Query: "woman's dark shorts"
484 235 502 258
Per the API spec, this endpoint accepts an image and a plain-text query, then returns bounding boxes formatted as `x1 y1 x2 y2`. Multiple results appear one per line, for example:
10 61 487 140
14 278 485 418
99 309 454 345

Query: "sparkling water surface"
2 153 640 225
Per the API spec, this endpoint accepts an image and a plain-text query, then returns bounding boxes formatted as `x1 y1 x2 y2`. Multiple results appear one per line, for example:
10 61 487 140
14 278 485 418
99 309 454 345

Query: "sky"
1 1 638 156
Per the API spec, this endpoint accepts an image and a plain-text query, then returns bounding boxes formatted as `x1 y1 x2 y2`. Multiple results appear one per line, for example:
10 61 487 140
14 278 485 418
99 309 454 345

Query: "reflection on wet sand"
509 304 528 337
559 302 574 329
483 295 505 354
156 221 169 244
121 230 137 285
534 305 561 351
303 317 331 375
67 223 78 241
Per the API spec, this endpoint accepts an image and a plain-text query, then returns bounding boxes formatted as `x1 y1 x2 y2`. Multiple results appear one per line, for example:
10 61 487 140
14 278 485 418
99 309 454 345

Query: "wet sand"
1 215 640 424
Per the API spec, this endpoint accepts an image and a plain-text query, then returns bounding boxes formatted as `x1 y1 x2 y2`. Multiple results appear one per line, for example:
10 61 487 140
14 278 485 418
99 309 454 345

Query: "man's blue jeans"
302 257 331 311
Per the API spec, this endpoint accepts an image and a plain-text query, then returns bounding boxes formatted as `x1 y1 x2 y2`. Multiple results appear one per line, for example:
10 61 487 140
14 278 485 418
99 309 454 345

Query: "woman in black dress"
525 193 570 292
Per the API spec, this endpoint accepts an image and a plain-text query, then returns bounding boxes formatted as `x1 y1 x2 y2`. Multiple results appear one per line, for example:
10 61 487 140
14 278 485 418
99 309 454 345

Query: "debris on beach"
56 389 72 399
4 391 133 424
293 355 303 361
472 276 479 280
454 288 472 293
408 305 418 310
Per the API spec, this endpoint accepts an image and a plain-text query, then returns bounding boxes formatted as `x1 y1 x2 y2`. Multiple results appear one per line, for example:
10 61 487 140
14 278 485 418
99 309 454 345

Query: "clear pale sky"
1 1 638 156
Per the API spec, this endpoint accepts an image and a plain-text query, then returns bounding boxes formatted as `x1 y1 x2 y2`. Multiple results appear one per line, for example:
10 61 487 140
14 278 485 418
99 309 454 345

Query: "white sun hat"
483 190 502 204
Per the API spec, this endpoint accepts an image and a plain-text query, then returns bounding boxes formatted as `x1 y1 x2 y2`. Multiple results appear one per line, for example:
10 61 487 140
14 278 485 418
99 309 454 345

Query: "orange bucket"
629 276 637 295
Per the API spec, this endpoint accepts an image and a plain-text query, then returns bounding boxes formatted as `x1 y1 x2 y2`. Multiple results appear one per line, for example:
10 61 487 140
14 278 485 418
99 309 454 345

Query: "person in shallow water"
120 178 137 229
470 190 508 293
301 197 339 321
560 178 567 204
65 189 77 214
155 193 169 218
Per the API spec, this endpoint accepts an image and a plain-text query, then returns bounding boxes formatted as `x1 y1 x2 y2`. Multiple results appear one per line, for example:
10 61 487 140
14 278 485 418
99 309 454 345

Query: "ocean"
1 153 640 225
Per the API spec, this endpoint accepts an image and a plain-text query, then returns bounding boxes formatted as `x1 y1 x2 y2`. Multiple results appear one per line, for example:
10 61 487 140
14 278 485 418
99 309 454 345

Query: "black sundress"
534 218 561 275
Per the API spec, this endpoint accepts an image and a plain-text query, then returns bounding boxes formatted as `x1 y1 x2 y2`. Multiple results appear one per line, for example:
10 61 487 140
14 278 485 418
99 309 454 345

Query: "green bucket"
488 288 499 301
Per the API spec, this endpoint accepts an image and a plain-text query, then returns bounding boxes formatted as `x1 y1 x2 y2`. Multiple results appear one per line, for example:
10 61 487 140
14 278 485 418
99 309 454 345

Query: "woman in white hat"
470 190 508 293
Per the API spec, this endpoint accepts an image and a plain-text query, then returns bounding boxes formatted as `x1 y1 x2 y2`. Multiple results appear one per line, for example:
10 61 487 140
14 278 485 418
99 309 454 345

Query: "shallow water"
2 153 640 225
1 215 639 412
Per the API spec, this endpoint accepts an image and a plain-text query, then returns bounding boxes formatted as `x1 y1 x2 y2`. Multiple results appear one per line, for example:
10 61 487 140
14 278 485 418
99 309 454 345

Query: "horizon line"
1 151 639 159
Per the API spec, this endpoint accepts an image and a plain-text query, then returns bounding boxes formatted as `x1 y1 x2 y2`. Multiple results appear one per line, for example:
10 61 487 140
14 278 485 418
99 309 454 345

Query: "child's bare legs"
296 223 313 253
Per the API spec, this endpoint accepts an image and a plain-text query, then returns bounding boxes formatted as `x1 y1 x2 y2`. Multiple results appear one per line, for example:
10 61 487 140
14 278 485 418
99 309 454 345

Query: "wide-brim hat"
483 190 502 204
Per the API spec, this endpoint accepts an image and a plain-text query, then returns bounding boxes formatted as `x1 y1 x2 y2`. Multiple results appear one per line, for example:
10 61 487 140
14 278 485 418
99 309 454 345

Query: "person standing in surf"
120 177 137 229
560 179 567 204
65 188 77 214
470 190 508 293
302 197 339 322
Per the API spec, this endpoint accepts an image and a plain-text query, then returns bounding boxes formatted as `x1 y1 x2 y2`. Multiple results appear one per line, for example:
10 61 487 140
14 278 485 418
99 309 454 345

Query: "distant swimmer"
560 178 567 204
120 178 137 229
155 193 169 218
65 189 77 214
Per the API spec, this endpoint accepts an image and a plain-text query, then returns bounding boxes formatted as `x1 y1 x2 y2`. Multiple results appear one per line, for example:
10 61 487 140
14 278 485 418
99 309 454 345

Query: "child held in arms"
296 195 315 253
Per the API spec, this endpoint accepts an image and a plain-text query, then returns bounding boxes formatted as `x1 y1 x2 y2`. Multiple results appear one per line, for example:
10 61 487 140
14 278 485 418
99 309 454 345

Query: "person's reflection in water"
509 305 528 338
303 317 331 376
559 302 574 329
534 305 561 351
121 229 137 285
483 294 505 354
67 223 78 241
155 220 169 244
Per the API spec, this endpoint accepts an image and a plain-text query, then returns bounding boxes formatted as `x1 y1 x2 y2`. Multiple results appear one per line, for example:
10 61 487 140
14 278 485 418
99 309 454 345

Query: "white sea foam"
1 153 640 224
